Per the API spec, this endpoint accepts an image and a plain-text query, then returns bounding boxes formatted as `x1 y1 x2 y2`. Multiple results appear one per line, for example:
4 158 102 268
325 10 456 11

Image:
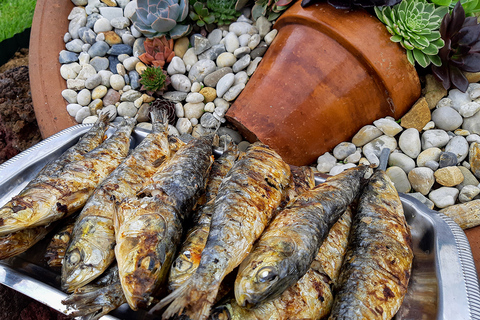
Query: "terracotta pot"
29 0 76 139
226 1 421 167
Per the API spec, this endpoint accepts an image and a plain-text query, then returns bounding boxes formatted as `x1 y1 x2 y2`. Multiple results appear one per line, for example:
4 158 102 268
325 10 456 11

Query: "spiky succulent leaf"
132 0 190 38
190 1 216 27
432 1 480 92
140 66 170 94
207 0 241 25
375 0 445 67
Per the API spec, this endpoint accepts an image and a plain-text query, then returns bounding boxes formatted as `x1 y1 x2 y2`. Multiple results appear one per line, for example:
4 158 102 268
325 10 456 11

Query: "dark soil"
0 49 70 319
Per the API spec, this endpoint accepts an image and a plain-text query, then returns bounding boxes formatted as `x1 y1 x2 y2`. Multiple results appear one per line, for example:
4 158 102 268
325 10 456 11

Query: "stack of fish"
0 112 414 320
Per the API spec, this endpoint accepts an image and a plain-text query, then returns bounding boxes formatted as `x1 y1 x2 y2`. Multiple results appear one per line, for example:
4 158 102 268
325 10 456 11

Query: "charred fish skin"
62 114 173 292
115 137 213 310
62 264 127 320
156 143 291 320
0 225 53 260
45 221 76 270
0 118 136 236
211 208 353 320
234 165 369 308
328 170 413 320
168 142 239 292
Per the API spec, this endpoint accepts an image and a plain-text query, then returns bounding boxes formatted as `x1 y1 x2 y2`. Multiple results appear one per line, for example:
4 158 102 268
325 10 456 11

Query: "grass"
0 0 37 43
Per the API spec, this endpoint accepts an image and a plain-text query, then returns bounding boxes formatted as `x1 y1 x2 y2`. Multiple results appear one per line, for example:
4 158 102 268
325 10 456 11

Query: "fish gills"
62 114 174 292
115 137 213 310
328 170 413 320
45 221 76 270
234 166 368 308
156 142 291 320
211 208 353 320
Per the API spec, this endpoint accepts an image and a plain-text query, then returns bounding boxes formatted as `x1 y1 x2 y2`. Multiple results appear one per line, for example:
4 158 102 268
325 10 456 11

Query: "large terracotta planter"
226 1 421 166
30 0 76 139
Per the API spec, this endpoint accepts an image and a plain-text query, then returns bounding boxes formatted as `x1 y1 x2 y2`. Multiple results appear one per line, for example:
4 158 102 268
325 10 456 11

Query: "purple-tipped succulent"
301 0 400 9
432 1 480 92
132 0 192 39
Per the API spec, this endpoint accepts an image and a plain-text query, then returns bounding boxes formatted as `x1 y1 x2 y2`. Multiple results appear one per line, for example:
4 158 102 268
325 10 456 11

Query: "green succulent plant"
207 0 241 25
375 0 448 68
190 1 216 26
429 0 480 16
140 66 171 94
131 0 192 39
251 0 296 21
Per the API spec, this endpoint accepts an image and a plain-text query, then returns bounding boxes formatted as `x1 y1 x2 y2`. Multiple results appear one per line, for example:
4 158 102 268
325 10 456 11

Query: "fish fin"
152 155 167 168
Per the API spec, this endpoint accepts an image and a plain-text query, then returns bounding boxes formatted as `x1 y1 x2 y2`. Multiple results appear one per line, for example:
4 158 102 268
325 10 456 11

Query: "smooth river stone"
408 167 435 195
470 142 480 179
386 166 411 193
352 125 383 147
398 128 421 158
434 166 464 187
440 200 480 229
429 187 459 209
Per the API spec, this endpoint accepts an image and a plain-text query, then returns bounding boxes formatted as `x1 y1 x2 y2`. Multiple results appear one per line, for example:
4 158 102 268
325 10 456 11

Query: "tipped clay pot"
30 0 76 139
226 1 421 166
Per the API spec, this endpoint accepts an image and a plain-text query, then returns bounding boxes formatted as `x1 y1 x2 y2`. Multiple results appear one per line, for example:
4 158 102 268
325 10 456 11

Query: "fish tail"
150 107 169 134
96 111 110 124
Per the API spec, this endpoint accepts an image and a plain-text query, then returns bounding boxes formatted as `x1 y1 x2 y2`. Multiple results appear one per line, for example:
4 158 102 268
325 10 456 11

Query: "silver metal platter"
0 124 480 319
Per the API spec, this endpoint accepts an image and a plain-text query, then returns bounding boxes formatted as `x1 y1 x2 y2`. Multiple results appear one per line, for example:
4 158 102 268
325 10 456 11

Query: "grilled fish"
211 207 353 320
0 118 136 236
45 221 76 269
62 112 175 292
114 136 213 310
168 141 239 292
235 165 368 308
0 225 54 260
328 170 413 320
155 142 291 320
62 264 127 320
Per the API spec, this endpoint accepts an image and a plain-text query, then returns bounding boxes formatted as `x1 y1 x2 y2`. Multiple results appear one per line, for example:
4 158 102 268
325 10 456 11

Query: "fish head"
234 236 297 308
210 305 233 320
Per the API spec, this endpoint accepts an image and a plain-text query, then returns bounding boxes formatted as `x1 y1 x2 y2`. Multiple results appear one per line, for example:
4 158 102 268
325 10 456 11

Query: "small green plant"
140 66 171 94
207 0 241 25
429 0 480 16
251 0 296 21
0 0 37 43
375 0 448 68
301 0 400 9
190 1 216 26
131 0 192 39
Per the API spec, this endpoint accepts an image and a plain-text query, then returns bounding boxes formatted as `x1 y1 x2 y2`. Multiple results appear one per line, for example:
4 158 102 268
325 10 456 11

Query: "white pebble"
264 29 278 45
429 187 459 208
204 102 215 112
82 115 98 124
67 103 83 117
191 82 202 93
175 103 184 118
75 106 91 123
110 74 126 90
77 88 92 106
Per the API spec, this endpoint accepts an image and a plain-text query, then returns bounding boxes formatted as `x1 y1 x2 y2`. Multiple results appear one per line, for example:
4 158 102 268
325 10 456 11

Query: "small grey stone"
316 152 337 173
463 110 480 134
68 6 87 19
459 185 480 203
421 129 450 149
110 17 130 29
85 74 102 89
217 127 242 144
345 149 362 163
388 153 416 173
75 106 91 123
198 44 226 61
59 50 79 64
76 64 97 80
247 34 261 50
200 112 220 128
98 70 113 87
78 52 90 65
121 90 142 102
171 74 192 92
117 54 130 63
431 106 463 131
408 167 435 195
136 103 150 122
67 103 82 117
167 56 186 75
436 97 453 108
448 89 471 111
445 136 469 162
362 135 397 166
329 163 357 176
77 88 92 106
250 41 268 59
122 57 139 72
208 29 223 45
82 43 92 52
237 15 252 23
408 193 435 209
386 166 411 193
64 32 72 43
102 88 120 106
233 71 248 85
193 35 212 55
122 33 135 47
107 44 133 56
131 24 143 38
438 152 458 168
60 63 80 79
86 13 102 29
99 7 124 21
457 166 480 190
216 73 235 98
176 118 193 135
229 22 255 36
238 34 251 47
108 55 121 74
467 134 480 144
264 29 277 45
184 102 205 119
96 33 105 42
88 41 110 58
69 15 87 39
62 89 78 104
117 64 126 76
116 0 130 8
247 57 262 76
67 79 86 90
186 92 205 103
163 91 189 102
78 27 97 45
224 32 240 53
232 54 251 73
117 102 137 117
223 83 245 101
398 128 421 158
93 17 112 33
124 0 137 19
188 59 216 83
66 39 85 53
429 187 459 208
373 117 403 136
203 67 232 88
133 38 146 57
352 125 383 147
417 147 442 167
128 70 140 90
424 160 439 171
458 101 480 118
182 48 198 67
333 142 356 160
255 16 272 38
238 141 251 152
110 74 125 90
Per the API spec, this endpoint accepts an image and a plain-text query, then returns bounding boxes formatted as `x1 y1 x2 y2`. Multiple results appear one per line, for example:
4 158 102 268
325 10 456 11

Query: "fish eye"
67 249 81 266
256 266 278 283
174 259 193 272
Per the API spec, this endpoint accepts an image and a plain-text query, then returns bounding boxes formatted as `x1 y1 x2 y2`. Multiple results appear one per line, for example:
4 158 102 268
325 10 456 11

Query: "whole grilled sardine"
211 207 353 320
114 137 213 310
45 221 76 270
62 112 175 292
62 264 126 320
0 225 54 260
168 141 239 292
0 118 136 236
328 170 413 320
235 165 368 308
155 142 291 320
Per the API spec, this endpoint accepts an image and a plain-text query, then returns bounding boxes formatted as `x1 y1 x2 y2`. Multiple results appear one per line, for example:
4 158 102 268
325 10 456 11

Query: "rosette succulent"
139 36 175 68
432 1 480 92
207 0 241 25
251 0 296 21
131 0 192 39
150 98 177 124
429 0 480 16
139 66 171 94
375 0 448 68
190 1 216 26
301 0 400 10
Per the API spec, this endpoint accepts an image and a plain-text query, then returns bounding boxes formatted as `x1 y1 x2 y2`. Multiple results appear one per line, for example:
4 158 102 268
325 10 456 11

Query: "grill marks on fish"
62 115 174 292
210 208 353 320
114 137 213 310
0 118 136 237
234 166 368 308
328 170 413 320
155 143 291 320
168 142 239 292
0 225 54 260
